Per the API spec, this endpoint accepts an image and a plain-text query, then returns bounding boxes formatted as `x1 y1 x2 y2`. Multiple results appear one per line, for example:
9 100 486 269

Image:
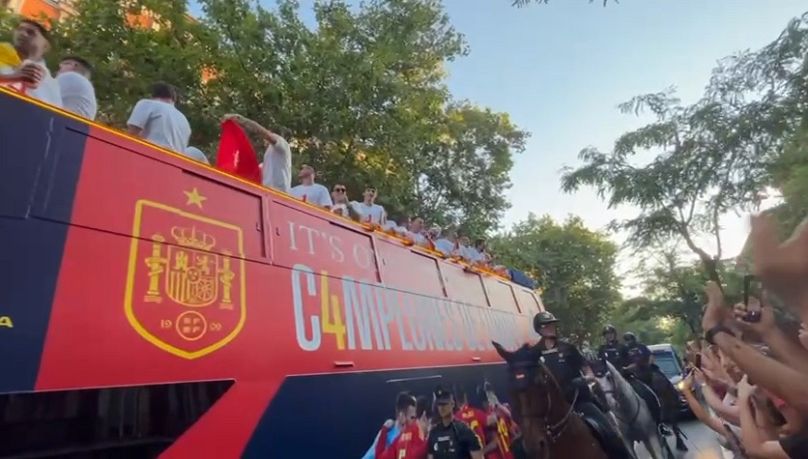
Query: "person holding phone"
733 278 808 377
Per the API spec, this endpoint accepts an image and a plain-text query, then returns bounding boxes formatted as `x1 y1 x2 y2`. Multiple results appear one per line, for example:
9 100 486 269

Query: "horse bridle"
602 375 642 426
519 383 580 443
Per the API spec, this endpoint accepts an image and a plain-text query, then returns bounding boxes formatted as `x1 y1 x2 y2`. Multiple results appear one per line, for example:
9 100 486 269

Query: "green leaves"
491 215 620 343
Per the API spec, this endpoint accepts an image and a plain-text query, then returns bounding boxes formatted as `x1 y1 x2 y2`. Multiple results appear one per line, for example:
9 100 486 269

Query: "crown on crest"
171 226 216 250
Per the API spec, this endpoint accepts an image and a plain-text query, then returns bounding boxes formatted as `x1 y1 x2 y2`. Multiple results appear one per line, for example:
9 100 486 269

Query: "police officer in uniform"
427 386 483 459
623 332 688 452
532 312 633 459
597 325 628 369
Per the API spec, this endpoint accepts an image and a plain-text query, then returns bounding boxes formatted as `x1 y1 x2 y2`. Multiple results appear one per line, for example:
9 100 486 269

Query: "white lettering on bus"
342 277 382 350
291 264 321 351
375 285 394 350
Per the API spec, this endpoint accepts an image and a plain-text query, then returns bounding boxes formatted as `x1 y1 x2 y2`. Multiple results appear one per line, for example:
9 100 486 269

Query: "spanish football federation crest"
124 198 246 359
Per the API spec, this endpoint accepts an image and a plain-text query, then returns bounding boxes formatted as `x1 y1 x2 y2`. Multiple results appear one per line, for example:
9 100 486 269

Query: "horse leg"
642 430 665 459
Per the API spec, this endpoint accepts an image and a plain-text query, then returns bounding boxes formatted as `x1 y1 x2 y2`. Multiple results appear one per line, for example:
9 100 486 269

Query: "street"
636 420 727 459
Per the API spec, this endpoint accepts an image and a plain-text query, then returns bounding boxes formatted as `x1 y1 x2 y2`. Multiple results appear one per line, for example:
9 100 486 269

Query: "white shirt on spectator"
184 146 210 165
291 183 332 207
435 238 455 256
127 99 191 153
0 59 61 107
351 201 385 225
408 231 428 247
262 136 292 193
56 71 96 119
333 203 350 218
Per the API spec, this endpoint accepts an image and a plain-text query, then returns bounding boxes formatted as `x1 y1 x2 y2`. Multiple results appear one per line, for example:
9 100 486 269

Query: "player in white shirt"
351 186 386 225
127 82 191 154
224 114 292 193
56 56 97 120
291 165 332 208
0 20 62 108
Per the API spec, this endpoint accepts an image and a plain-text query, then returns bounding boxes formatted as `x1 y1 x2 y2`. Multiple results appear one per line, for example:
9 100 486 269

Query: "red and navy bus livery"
0 87 543 458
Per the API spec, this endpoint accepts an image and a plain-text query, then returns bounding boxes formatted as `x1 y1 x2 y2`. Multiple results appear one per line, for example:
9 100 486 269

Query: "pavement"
635 420 728 459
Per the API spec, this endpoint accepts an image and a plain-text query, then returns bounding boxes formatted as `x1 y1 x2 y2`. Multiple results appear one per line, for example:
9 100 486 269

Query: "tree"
561 12 808 284
561 87 775 284
491 214 621 343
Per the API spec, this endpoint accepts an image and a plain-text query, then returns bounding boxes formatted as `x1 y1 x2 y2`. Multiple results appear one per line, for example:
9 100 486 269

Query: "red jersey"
485 406 515 459
380 423 427 459
456 404 490 448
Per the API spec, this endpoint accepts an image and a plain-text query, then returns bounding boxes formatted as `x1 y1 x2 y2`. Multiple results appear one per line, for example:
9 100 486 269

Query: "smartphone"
695 353 702 370
743 275 763 323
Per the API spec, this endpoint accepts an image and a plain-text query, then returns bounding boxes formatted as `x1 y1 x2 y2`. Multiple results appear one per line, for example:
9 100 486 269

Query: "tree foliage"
491 214 621 343
561 12 808 283
2 0 527 235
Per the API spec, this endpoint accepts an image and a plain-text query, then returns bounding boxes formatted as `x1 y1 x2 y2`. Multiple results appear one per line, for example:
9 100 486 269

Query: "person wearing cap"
623 331 688 452
597 324 628 369
290 165 332 208
0 19 61 107
427 386 483 459
532 311 633 459
56 55 96 120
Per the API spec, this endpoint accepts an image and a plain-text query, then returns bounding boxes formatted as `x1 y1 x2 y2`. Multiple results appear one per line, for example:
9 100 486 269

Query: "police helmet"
623 331 637 343
602 324 617 336
533 311 559 332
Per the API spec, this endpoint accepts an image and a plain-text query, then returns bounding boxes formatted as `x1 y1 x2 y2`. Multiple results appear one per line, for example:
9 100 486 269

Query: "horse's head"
493 341 559 459
590 357 618 410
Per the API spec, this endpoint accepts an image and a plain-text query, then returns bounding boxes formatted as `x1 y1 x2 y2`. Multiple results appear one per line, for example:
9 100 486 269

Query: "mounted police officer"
532 312 633 459
623 332 688 452
597 325 628 369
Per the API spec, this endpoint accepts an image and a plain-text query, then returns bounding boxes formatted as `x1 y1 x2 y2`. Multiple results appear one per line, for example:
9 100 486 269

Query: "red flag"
215 119 261 184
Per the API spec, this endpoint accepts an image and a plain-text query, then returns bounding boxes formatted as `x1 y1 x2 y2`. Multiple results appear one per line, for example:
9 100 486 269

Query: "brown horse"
493 341 609 459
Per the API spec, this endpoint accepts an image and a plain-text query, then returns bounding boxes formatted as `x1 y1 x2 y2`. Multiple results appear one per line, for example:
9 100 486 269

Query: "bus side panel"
0 97 89 393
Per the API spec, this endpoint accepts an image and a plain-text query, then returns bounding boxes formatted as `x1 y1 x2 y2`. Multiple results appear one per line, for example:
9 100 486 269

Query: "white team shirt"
0 59 61 107
291 183 333 207
56 71 96 119
351 201 385 225
127 99 191 154
262 136 292 193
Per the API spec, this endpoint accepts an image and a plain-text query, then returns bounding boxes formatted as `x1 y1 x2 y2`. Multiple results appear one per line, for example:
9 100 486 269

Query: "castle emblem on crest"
124 199 246 359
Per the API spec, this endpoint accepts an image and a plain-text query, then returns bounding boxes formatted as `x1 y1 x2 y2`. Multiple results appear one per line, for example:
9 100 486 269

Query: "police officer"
533 312 633 459
427 386 483 459
597 325 628 369
623 332 688 452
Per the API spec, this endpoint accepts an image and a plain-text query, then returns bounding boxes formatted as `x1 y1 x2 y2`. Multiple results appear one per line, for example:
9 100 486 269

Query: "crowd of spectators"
676 214 808 458
0 18 520 283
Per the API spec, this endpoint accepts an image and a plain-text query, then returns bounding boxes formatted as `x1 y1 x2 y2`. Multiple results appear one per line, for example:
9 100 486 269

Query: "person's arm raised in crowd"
703 282 808 414
737 301 808 375
738 376 790 459
223 114 281 145
680 372 732 437
697 370 740 425
750 214 808 325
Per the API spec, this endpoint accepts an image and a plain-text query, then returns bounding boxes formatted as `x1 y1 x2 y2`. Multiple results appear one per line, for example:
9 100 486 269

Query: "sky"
195 0 806 291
